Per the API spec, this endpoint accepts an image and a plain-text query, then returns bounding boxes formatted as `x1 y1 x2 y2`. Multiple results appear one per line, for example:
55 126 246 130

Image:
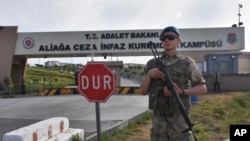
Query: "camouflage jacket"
146 52 205 115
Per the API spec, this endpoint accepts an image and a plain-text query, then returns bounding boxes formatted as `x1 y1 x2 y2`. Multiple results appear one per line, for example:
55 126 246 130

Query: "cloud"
1 0 250 64
176 11 183 19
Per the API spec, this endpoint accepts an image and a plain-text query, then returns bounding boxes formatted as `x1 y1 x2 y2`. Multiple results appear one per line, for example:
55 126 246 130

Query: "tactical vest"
148 56 191 115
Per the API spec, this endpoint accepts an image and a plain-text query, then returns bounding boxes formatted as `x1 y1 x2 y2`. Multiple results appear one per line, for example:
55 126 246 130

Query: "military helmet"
160 26 180 37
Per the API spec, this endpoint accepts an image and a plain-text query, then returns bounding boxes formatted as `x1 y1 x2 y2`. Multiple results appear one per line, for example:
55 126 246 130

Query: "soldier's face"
161 31 181 51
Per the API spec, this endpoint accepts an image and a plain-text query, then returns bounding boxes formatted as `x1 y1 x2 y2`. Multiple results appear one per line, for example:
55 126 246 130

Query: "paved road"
120 77 140 87
0 78 148 140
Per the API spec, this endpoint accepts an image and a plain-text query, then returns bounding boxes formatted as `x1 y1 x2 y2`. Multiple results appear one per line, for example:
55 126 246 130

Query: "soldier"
213 71 221 92
21 77 26 95
140 26 207 141
4 74 11 95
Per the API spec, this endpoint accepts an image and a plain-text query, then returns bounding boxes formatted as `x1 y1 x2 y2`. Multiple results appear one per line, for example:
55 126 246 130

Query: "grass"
26 66 75 88
101 111 152 141
71 135 84 141
99 92 250 141
191 92 250 141
0 66 76 95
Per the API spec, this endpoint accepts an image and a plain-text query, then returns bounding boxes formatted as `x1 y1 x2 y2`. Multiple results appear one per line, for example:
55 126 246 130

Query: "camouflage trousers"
151 111 194 141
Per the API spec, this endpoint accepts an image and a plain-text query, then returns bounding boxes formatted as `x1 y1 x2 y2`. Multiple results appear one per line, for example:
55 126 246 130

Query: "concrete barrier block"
47 128 84 141
3 117 69 141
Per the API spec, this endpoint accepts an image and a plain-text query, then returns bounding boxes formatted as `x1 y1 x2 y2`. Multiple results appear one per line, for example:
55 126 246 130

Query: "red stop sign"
78 62 116 102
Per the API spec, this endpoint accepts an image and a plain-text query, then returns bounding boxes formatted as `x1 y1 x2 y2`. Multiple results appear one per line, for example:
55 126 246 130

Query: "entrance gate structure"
0 26 245 92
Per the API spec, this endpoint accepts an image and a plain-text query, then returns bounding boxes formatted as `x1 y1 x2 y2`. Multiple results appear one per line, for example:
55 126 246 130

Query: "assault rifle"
149 41 198 141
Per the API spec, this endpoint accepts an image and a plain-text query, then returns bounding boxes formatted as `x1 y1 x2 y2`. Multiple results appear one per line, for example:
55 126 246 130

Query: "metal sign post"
95 102 101 141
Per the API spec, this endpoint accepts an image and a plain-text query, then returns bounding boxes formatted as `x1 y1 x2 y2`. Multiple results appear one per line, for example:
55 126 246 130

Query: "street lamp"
238 4 243 27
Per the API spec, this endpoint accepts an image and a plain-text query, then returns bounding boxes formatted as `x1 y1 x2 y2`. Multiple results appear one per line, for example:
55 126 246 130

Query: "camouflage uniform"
145 52 205 141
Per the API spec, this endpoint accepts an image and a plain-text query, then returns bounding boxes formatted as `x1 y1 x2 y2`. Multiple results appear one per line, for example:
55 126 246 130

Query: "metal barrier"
43 87 141 96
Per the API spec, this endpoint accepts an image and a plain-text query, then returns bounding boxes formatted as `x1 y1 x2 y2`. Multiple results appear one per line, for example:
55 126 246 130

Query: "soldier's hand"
147 68 165 81
163 86 172 96
163 83 182 96
173 83 182 95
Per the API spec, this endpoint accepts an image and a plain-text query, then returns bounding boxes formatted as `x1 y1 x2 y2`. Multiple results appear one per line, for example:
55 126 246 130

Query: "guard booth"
102 61 123 87
81 61 123 87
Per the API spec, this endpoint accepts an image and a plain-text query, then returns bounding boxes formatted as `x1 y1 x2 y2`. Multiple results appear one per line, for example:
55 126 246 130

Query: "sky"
1 0 249 65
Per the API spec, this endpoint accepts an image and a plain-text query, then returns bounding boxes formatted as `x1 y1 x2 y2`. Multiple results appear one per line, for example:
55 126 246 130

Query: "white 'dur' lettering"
81 75 111 90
